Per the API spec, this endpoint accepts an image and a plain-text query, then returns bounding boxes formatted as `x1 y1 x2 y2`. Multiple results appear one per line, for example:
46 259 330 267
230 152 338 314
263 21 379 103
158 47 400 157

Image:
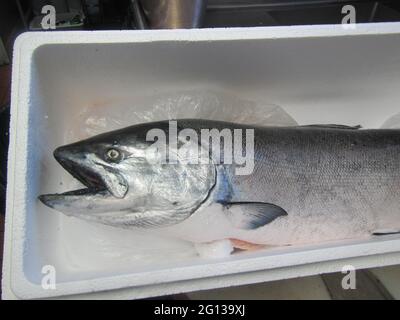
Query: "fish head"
39 122 216 227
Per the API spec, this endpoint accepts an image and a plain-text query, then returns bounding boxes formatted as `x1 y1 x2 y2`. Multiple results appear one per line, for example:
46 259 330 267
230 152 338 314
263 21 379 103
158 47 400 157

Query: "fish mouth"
38 146 109 207
56 145 109 193
59 157 106 193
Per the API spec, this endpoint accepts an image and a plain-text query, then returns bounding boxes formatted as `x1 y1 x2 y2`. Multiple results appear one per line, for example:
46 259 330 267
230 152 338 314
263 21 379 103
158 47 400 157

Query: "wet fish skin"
213 122 400 245
39 120 216 228
39 119 400 246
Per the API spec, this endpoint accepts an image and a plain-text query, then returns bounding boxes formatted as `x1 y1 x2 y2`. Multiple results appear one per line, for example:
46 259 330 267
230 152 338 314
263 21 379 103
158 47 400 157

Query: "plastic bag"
69 90 297 140
59 91 297 261
381 112 400 129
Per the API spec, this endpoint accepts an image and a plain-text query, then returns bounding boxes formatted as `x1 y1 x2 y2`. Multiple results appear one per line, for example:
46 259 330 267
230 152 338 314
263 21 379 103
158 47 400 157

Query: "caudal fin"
372 229 400 236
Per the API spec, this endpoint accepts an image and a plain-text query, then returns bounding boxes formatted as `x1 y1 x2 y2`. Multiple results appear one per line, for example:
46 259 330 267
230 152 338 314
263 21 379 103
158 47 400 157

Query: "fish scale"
39 119 400 248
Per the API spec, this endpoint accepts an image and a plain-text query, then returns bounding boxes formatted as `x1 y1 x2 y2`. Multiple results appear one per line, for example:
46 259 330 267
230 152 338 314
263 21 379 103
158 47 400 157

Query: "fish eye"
105 148 122 162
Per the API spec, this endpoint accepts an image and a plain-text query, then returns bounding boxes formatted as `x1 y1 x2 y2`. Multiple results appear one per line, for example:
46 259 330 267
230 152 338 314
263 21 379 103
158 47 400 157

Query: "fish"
39 119 400 250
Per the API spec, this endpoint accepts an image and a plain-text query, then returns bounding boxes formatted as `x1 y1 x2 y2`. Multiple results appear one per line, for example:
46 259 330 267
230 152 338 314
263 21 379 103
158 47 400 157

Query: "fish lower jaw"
57 186 108 196
38 187 111 210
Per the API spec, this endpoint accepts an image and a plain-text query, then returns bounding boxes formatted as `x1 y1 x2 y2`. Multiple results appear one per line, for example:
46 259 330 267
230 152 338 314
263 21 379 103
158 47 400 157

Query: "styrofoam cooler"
3 23 400 299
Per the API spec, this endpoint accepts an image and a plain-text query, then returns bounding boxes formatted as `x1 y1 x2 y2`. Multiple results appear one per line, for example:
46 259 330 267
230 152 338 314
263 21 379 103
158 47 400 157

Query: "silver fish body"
39 119 400 246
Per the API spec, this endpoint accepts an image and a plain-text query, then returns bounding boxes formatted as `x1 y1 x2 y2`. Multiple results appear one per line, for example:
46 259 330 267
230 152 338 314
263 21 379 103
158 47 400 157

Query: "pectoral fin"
222 202 287 230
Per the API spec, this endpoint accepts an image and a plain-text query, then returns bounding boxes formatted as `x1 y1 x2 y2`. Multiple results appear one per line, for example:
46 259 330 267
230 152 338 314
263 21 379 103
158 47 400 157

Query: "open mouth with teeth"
38 145 128 210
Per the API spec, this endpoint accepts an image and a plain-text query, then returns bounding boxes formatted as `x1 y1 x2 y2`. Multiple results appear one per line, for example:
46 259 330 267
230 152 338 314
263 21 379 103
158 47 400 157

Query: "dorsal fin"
300 124 362 130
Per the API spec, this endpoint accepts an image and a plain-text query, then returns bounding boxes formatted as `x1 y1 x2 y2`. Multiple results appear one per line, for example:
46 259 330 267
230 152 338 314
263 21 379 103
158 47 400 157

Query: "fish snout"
54 145 87 167
54 145 75 162
38 194 55 208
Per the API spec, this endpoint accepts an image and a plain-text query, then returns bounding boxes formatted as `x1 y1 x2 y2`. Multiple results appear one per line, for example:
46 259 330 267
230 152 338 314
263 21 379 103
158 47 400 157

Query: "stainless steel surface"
140 0 207 29
0 39 8 66
203 0 400 28
206 0 368 10
131 0 147 29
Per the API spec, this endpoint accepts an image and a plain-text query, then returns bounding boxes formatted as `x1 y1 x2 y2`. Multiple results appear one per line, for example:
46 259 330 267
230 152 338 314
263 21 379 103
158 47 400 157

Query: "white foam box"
3 23 400 299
